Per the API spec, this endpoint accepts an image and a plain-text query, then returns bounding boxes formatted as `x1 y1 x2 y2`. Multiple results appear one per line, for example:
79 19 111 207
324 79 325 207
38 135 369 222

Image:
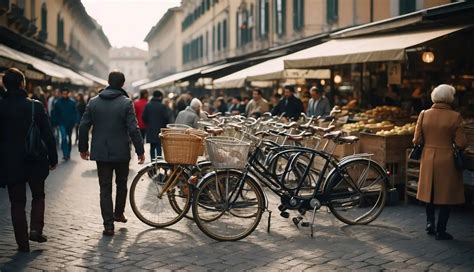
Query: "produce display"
354 106 408 120
375 123 416 136
342 120 393 133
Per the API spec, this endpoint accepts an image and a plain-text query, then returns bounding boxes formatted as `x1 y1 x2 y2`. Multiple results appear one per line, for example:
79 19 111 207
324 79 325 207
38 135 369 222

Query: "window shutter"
223 19 227 49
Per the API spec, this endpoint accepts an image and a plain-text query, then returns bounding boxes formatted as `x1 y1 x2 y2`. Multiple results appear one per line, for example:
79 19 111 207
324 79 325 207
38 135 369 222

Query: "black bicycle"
191 131 389 241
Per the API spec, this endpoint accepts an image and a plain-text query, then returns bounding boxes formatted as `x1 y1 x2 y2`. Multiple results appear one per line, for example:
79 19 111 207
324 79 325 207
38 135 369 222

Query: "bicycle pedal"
292 216 303 228
280 211 289 218
278 204 286 211
301 222 310 227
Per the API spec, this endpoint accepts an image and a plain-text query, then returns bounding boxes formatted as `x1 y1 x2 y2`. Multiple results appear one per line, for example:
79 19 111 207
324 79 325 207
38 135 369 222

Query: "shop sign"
387 63 402 85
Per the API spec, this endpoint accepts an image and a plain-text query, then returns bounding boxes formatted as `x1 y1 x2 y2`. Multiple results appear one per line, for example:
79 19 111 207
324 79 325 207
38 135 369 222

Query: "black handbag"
25 100 45 161
409 111 425 160
453 144 465 171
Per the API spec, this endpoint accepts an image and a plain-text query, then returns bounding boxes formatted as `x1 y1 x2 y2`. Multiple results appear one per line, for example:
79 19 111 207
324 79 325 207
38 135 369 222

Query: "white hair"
431 84 455 104
190 98 202 110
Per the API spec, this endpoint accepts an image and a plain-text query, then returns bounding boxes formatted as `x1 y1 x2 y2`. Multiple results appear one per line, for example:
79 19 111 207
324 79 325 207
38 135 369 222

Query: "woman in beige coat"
413 84 467 240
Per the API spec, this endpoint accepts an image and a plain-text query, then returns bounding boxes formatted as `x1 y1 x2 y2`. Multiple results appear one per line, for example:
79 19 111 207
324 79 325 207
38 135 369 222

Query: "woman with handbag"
413 84 467 240
0 68 58 252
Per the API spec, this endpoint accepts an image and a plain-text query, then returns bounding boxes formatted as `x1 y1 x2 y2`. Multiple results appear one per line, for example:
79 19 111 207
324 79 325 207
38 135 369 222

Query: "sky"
82 0 181 51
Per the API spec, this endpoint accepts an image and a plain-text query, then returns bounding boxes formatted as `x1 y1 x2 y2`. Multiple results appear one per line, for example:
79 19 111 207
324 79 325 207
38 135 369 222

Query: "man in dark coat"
307 86 331 118
79 71 145 236
52 89 77 161
271 85 304 120
142 90 170 160
0 68 58 252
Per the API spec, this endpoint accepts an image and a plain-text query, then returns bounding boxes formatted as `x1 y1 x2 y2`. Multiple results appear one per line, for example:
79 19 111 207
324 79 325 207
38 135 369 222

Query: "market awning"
79 71 108 86
213 55 330 89
139 65 213 90
284 27 464 69
0 44 94 86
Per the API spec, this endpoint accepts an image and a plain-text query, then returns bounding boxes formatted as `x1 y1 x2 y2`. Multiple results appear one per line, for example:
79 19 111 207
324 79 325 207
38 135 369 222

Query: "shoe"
102 229 114 236
114 214 127 223
17 245 30 252
425 223 435 235
435 231 453 240
29 230 47 243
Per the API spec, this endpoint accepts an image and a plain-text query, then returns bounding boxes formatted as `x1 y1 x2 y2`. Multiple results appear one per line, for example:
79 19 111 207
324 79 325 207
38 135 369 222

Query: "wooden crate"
359 133 413 185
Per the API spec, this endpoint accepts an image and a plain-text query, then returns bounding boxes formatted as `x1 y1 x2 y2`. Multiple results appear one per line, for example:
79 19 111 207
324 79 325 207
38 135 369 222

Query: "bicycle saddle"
323 131 343 140
337 135 359 144
311 125 336 133
282 122 299 129
205 126 224 135
206 112 222 119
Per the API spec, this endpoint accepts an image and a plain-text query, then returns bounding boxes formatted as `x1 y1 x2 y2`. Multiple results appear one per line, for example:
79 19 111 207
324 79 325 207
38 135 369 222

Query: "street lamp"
422 51 435 63
334 75 342 84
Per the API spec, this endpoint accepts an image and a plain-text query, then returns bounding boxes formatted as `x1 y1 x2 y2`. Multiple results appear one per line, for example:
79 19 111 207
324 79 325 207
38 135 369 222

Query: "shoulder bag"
409 110 425 160
25 100 45 161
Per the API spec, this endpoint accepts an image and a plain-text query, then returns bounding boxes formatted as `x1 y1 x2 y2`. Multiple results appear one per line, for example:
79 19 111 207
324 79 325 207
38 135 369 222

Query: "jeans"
59 125 73 159
96 161 130 230
7 178 46 248
150 142 162 160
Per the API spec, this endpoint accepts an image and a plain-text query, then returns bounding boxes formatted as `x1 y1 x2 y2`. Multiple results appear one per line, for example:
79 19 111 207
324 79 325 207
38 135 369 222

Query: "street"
1 148 474 271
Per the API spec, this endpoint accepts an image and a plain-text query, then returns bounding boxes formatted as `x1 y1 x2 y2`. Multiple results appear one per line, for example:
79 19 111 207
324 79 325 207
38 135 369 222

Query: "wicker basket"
206 137 250 169
160 133 202 165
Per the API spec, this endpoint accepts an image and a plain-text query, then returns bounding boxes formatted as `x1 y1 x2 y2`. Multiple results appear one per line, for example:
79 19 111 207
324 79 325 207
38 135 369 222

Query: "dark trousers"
150 142 162 160
96 161 129 230
7 178 45 248
140 129 146 141
59 125 73 159
426 186 451 233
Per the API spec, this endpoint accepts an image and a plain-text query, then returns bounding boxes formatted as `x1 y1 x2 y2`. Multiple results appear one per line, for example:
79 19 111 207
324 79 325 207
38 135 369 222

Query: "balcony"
6 4 24 25
25 21 38 37
37 30 48 43
57 41 67 51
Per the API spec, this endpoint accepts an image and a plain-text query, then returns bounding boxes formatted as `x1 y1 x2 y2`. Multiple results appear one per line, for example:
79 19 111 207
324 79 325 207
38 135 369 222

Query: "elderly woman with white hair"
413 84 467 240
175 98 202 128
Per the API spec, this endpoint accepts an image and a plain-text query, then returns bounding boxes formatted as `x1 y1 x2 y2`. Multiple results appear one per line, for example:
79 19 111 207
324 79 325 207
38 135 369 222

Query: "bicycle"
191 128 390 241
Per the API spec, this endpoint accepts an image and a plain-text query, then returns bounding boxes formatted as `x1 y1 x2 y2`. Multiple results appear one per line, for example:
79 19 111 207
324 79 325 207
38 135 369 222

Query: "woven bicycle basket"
205 137 250 169
160 128 208 156
160 133 202 165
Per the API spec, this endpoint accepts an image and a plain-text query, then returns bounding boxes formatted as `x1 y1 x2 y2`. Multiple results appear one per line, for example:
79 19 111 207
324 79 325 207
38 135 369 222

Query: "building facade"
146 0 455 76
109 47 148 91
145 7 183 80
0 0 111 78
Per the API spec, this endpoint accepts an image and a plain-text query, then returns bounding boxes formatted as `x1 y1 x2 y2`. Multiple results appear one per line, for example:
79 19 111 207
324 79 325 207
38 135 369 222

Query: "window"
293 0 304 30
326 0 338 23
57 14 64 47
275 0 286 35
217 22 221 51
259 0 269 37
205 31 209 57
399 0 416 15
222 19 227 49
212 26 215 52
41 3 47 32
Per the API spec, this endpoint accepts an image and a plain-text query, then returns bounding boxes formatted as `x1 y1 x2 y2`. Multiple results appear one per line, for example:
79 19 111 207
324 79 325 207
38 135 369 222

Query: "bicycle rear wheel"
130 162 191 228
325 159 387 225
192 170 264 241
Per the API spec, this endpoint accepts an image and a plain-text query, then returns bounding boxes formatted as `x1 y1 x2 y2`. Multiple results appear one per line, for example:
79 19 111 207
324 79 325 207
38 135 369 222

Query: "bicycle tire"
192 170 265 241
325 158 388 225
130 162 191 228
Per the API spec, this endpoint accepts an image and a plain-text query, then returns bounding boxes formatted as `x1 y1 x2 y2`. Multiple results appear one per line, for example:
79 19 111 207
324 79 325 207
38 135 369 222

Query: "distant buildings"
109 47 148 91
0 0 111 80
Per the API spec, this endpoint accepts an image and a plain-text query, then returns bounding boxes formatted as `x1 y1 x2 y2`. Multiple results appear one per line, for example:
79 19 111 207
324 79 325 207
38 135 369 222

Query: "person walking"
52 89 77 161
413 84 467 240
134 89 148 140
246 89 269 117
175 98 202 128
75 92 86 145
142 90 170 160
0 68 58 252
79 71 145 236
307 86 331 118
271 85 304 120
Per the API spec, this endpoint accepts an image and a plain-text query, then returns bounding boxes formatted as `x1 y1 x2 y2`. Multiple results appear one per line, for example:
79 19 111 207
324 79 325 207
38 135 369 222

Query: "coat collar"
4 88 28 98
431 103 452 110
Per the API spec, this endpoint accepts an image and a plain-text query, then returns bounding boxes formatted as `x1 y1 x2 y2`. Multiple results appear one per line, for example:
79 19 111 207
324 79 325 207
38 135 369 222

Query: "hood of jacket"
99 86 129 100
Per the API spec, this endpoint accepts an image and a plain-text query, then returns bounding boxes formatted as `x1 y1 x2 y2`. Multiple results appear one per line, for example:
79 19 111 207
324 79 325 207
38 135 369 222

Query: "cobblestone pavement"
1 149 474 271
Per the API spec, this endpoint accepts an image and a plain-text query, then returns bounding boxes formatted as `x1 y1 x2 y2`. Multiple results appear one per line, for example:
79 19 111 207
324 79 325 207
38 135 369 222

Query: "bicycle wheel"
130 162 191 228
325 158 387 225
192 170 264 241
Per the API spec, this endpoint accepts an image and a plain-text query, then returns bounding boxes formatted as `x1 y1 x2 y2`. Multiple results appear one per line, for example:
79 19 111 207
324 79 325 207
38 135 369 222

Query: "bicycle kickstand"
310 205 318 238
267 209 272 233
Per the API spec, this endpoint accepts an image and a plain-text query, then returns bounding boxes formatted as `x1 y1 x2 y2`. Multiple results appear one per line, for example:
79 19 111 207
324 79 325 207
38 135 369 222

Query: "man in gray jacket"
307 86 331 118
175 98 202 128
79 71 145 236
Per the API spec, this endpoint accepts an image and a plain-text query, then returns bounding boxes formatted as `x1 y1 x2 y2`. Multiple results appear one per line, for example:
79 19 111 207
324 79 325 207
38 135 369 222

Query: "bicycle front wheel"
130 162 191 228
325 159 387 225
192 170 264 241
